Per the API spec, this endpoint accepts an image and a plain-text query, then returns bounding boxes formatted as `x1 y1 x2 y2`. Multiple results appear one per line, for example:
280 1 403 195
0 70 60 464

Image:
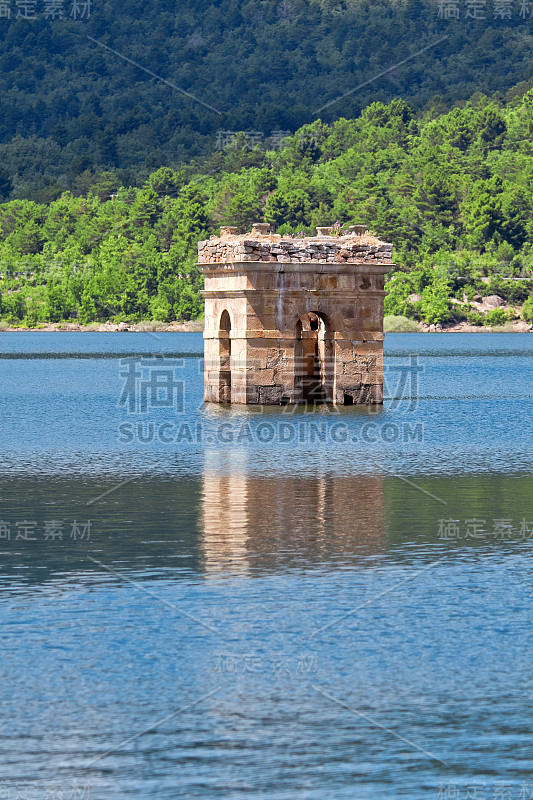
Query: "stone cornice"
198 261 393 274
201 289 388 298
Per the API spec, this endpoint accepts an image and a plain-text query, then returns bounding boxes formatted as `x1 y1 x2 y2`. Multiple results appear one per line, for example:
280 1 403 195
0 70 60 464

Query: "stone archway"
294 312 334 403
218 310 232 403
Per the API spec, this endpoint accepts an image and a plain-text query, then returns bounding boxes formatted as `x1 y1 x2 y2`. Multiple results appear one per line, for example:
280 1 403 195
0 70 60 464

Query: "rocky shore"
0 320 533 333
420 320 533 333
0 320 204 333
2 319 531 333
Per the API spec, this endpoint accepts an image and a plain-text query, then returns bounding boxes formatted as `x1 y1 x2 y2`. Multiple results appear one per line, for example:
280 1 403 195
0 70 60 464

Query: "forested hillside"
2 86 533 328
2 0 533 199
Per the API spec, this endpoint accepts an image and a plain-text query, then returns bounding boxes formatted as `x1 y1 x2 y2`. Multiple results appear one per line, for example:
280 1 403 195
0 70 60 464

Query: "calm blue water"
0 332 532 799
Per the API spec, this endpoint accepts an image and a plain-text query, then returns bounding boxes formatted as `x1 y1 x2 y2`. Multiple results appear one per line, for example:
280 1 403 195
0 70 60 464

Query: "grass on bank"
383 315 420 332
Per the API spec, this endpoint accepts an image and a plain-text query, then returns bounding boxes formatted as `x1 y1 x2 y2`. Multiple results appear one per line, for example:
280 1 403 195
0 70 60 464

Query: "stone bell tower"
198 223 393 405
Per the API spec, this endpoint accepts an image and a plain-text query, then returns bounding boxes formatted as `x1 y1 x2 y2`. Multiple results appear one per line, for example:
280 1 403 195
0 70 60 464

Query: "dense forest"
3 66 533 325
1 0 533 199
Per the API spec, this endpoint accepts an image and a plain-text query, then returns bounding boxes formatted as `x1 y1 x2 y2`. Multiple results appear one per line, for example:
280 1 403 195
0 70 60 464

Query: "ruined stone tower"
198 224 393 405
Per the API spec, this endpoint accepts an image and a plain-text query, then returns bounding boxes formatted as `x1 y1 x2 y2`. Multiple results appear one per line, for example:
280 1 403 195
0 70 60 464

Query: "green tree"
221 192 262 232
521 296 533 323
264 189 311 230
419 278 452 324
384 274 414 317
45 282 73 322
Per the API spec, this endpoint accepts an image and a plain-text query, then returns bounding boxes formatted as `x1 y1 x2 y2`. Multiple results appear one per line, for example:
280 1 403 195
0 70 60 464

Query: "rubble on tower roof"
197 225 393 265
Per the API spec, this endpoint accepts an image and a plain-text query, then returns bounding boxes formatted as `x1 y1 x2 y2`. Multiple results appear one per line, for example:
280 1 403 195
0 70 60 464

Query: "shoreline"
1 320 532 333
0 320 205 333
418 320 533 333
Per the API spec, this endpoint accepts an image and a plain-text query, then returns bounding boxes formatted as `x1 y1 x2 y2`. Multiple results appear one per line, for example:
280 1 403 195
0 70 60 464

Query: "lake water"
1 332 532 799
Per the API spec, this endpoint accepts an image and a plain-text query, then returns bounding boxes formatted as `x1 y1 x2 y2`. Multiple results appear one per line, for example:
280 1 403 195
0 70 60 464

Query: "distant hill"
2 0 533 197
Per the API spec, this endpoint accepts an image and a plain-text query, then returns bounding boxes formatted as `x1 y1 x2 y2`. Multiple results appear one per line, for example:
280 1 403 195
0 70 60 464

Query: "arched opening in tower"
218 310 232 403
294 312 334 403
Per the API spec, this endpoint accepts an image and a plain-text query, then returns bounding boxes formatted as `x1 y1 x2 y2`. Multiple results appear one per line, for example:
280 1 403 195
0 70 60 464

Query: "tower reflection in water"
201 450 386 576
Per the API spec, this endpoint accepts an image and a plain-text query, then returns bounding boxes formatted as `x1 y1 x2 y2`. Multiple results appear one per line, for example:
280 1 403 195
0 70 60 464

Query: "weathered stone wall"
198 233 393 265
200 226 392 405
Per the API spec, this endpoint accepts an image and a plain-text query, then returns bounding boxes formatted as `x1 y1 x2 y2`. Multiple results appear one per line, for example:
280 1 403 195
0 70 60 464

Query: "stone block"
249 368 276 386
244 385 260 404
361 371 383 385
265 348 283 368
343 363 362 380
258 385 283 404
